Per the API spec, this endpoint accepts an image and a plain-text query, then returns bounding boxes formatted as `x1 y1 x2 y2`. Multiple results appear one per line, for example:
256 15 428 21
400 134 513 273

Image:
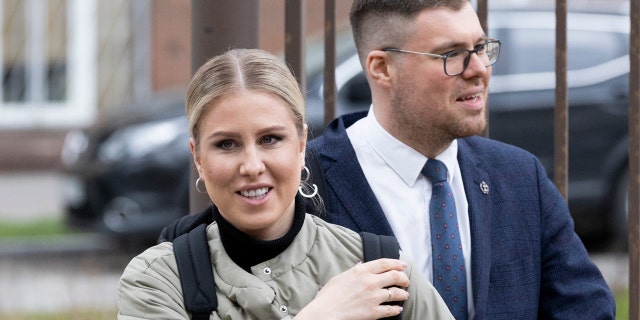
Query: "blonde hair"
185 48 306 148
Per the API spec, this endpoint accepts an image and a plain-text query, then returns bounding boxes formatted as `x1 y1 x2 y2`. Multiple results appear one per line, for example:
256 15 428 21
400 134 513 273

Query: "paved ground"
0 171 632 314
0 241 129 314
0 170 126 314
0 171 64 222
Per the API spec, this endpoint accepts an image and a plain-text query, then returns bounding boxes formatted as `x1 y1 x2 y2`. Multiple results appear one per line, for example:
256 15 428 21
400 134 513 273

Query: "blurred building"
0 0 351 171
2 0 626 171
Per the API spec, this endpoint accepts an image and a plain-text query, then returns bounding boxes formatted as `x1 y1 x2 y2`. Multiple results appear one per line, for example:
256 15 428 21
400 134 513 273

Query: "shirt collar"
363 108 458 185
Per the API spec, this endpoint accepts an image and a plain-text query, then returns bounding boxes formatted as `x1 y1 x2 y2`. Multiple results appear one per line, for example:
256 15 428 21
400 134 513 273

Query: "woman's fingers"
357 259 410 289
296 259 411 320
374 303 404 318
360 258 407 274
383 286 410 303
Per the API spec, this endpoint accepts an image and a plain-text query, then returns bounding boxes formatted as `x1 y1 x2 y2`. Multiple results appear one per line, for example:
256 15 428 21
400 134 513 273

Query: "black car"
61 8 630 247
60 89 191 243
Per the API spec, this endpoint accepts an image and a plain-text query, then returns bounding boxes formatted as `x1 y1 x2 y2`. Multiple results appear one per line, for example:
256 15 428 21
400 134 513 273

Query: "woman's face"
191 90 306 240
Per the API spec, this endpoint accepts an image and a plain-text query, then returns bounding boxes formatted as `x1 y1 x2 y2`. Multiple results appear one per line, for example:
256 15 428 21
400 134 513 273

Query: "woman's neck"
214 194 307 272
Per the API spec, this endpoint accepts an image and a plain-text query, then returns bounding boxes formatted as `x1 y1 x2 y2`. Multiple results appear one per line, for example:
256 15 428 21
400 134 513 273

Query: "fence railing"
191 0 639 317
629 0 640 317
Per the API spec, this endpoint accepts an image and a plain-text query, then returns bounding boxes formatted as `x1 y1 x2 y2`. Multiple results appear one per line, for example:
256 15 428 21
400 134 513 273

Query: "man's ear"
366 50 393 86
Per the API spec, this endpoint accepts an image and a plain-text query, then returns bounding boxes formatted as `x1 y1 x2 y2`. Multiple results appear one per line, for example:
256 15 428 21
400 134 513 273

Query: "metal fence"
191 0 639 317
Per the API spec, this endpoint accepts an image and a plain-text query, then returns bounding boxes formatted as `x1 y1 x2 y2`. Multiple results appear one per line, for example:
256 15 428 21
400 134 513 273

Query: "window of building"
0 0 96 128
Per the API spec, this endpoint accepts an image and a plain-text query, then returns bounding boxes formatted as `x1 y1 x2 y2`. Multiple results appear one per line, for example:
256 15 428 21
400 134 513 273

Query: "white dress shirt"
346 108 474 317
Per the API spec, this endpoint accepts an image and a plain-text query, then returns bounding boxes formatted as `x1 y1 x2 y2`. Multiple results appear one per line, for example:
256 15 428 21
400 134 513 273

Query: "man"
307 0 615 319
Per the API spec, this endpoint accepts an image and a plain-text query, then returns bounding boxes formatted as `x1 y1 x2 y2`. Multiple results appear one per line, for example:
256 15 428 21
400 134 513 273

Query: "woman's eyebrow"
256 125 288 135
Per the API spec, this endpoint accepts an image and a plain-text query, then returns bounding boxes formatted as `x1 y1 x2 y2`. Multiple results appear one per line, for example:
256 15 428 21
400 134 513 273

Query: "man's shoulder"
458 136 545 177
460 135 536 160
308 111 367 148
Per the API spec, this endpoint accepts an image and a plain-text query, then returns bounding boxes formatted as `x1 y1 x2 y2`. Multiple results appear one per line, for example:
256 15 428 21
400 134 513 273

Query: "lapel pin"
480 181 489 195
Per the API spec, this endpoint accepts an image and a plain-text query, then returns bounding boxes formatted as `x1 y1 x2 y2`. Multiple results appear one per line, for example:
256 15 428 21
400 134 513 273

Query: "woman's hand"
295 258 410 320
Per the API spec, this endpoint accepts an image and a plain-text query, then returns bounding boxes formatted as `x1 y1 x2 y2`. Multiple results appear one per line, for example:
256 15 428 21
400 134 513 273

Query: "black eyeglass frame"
381 39 501 76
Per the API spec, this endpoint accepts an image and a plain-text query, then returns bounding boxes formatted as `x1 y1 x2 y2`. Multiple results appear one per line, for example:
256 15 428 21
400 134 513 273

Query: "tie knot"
422 159 448 183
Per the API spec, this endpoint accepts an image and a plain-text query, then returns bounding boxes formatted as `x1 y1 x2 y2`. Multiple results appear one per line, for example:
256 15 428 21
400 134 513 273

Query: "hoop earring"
195 177 207 194
299 184 318 198
301 166 312 182
299 166 318 198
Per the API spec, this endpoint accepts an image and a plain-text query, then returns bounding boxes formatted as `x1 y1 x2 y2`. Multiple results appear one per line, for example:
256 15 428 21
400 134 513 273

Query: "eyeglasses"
381 39 501 76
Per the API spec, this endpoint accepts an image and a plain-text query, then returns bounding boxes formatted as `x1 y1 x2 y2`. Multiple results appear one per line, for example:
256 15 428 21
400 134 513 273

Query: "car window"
493 28 624 75
568 30 625 70
501 28 553 74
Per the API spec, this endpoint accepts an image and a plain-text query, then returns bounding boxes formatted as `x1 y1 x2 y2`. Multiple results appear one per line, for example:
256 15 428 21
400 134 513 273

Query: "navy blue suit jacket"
308 112 615 319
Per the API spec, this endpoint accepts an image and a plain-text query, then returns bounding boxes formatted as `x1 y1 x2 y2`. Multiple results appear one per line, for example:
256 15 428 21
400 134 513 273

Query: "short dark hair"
349 0 469 64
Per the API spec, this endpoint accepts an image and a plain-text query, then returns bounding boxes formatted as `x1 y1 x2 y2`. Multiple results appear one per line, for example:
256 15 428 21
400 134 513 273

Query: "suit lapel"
324 150 395 235
458 138 492 319
318 115 395 236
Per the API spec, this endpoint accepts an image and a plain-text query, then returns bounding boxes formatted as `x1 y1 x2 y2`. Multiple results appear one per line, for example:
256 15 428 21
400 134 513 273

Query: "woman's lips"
239 187 271 199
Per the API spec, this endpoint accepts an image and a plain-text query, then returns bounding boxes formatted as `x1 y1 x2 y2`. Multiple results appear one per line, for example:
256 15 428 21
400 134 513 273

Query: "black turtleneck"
213 194 307 273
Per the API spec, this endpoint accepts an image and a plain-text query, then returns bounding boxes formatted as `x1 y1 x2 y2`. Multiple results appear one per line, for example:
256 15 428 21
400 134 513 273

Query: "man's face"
385 3 492 151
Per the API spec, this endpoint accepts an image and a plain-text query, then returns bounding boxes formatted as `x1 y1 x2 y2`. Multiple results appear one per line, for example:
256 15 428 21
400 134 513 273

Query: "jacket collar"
457 137 492 319
319 112 395 236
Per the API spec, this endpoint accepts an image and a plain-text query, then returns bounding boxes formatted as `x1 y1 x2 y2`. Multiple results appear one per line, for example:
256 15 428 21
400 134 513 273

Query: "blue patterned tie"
422 159 468 319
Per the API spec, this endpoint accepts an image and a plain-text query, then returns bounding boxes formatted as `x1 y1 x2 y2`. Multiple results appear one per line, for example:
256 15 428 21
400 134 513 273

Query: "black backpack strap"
360 231 400 261
159 206 215 243
360 231 402 320
173 224 217 320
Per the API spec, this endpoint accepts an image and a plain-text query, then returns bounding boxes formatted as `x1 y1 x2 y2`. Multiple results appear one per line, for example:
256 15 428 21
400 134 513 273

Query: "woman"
117 48 453 320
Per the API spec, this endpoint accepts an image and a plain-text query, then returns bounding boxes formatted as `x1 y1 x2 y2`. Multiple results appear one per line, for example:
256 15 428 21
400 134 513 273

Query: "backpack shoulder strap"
173 223 217 320
359 231 402 320
359 231 400 261
159 206 214 243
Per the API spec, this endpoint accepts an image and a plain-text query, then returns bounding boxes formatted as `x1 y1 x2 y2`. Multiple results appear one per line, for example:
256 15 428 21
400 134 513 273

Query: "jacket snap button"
280 305 288 313
263 267 271 274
